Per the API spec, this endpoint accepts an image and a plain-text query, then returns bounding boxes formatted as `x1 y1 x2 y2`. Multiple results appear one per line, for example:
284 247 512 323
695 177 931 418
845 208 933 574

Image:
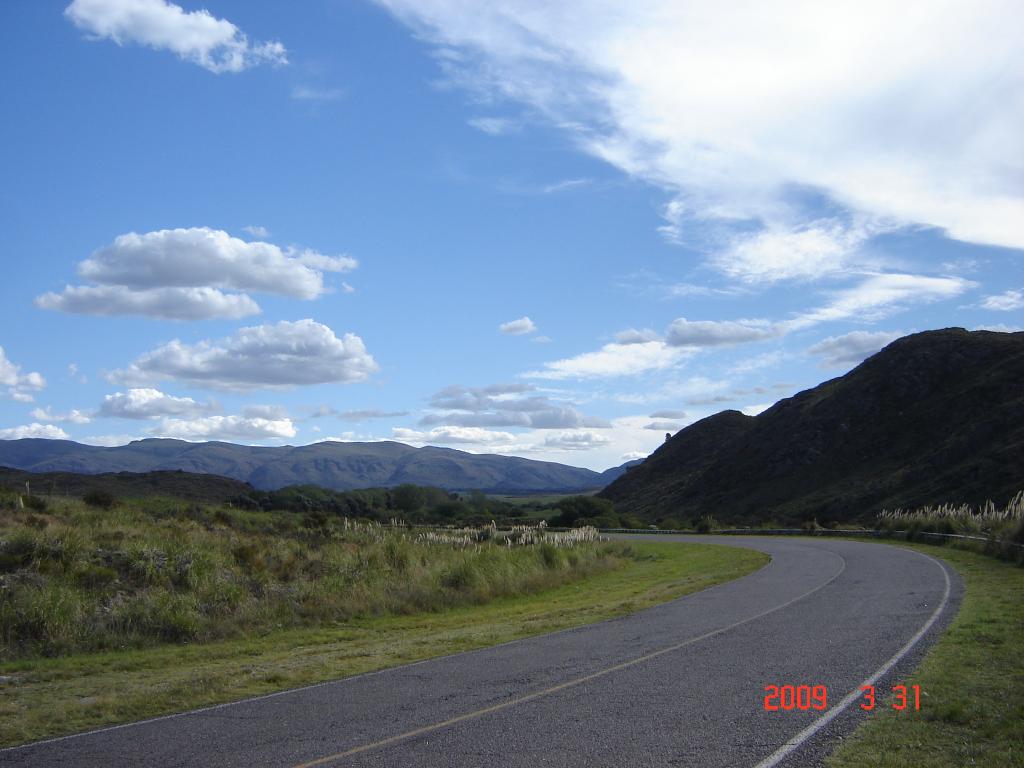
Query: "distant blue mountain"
0 437 638 494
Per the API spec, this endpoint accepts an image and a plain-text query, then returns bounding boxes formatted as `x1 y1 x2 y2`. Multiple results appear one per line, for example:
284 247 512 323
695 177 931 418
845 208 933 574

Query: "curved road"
0 536 961 767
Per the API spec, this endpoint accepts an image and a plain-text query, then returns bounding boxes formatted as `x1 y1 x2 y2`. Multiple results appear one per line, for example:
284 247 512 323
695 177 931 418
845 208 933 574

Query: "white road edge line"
751 548 953 768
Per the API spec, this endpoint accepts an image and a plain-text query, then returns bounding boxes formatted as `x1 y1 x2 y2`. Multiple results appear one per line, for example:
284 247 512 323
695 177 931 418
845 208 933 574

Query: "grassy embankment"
827 540 1023 767
0 497 766 746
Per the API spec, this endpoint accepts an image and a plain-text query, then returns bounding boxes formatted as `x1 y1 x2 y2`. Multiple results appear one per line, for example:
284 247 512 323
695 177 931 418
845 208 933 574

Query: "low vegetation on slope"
0 497 617 660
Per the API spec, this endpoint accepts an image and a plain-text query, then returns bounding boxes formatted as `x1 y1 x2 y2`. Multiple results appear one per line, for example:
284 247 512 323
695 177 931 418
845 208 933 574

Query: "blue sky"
0 0 1021 471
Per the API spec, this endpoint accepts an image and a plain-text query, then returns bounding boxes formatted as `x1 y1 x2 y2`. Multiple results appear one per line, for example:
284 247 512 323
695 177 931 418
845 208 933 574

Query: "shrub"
538 542 563 569
0 530 39 572
802 518 823 533
695 516 718 534
23 495 48 513
83 489 117 510
302 510 329 532
74 563 118 590
442 559 482 592
548 496 616 527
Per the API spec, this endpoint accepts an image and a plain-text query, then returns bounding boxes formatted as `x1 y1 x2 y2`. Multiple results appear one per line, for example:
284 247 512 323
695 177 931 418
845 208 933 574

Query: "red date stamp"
763 684 921 712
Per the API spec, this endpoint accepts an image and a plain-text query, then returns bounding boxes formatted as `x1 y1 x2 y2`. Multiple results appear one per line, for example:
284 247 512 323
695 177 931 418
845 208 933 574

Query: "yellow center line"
292 552 847 768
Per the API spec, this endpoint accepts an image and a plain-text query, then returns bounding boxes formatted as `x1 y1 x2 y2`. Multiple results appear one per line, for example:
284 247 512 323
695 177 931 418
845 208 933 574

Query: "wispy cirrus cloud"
375 0 1024 277
525 271 970 381
291 85 345 102
468 116 520 135
524 340 693 380
981 289 1024 311
29 407 93 424
807 330 902 368
784 273 974 330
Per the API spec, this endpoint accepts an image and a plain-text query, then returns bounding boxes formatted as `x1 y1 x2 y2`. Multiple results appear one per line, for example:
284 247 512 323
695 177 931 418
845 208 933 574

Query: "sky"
0 0 1021 471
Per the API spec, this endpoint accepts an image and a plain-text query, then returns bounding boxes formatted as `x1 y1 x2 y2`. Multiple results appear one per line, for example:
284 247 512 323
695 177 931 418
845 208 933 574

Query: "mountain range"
600 328 1024 525
0 438 632 494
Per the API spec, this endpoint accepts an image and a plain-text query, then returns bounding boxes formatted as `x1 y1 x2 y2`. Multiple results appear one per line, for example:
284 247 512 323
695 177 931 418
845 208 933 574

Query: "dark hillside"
600 329 1024 525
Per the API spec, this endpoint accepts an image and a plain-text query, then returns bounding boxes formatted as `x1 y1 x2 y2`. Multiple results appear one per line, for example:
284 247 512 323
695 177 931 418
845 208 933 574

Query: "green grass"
0 539 764 746
0 500 620 659
827 542 1024 768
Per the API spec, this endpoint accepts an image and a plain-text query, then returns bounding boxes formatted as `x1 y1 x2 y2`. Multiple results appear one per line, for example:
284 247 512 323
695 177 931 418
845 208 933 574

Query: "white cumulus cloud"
0 423 70 440
150 415 296 441
0 346 46 402
65 0 287 73
36 227 357 320
499 316 537 335
79 434 138 446
98 388 215 419
393 426 517 445
111 319 378 390
36 285 261 321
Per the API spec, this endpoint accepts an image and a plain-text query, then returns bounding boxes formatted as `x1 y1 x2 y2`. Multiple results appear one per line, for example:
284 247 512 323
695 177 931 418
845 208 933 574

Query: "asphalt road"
0 536 961 768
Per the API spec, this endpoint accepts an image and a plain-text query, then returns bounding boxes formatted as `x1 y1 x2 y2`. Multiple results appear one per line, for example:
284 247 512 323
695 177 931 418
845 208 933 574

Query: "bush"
83 489 117 510
302 510 329 531
74 563 118 589
695 516 717 533
618 514 645 530
392 484 426 514
442 559 482 592
23 495 48 513
0 530 39 572
802 518 824 533
548 496 617 528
